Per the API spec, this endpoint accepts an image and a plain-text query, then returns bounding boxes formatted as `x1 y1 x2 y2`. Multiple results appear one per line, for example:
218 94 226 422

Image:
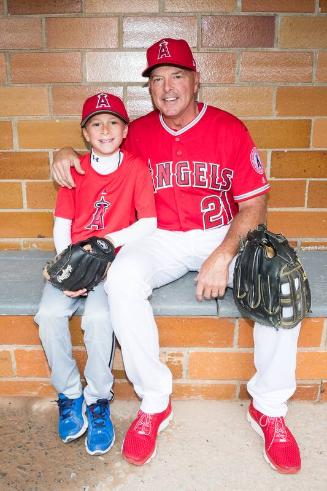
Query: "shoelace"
135 411 152 436
259 415 288 450
57 397 74 420
89 399 108 428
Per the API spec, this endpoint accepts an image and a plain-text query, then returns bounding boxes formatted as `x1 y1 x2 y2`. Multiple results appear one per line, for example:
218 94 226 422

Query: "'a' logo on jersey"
158 40 171 60
86 195 110 230
96 93 111 109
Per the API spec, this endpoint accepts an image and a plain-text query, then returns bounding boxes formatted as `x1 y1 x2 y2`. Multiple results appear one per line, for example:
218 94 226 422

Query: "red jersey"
122 103 270 232
55 151 156 243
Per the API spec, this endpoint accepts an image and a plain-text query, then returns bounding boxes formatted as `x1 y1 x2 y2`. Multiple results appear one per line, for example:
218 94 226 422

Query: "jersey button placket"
174 136 185 228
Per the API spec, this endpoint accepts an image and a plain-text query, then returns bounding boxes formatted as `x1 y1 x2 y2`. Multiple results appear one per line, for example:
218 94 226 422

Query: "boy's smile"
82 113 128 158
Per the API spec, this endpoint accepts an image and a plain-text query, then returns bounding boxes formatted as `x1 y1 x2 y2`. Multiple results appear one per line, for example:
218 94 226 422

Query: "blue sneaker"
85 399 115 455
57 393 88 443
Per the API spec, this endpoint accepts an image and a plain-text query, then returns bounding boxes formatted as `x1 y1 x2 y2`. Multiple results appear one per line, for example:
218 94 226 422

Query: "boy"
34 93 157 456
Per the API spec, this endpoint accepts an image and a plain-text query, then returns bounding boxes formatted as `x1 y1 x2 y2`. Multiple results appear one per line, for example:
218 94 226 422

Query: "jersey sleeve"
54 184 76 219
133 158 157 219
231 123 270 202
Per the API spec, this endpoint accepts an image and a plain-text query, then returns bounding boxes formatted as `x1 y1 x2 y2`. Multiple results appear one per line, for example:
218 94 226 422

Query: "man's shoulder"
129 110 159 130
205 104 245 129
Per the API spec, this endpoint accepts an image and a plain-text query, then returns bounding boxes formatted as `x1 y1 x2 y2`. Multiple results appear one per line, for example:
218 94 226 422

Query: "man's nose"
163 77 172 92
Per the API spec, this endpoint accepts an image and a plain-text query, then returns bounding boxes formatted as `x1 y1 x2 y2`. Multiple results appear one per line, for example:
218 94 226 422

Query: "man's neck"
162 102 199 131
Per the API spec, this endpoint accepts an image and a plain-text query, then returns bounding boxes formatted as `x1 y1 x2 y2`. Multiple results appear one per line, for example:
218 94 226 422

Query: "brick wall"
0 315 326 400
0 1 326 249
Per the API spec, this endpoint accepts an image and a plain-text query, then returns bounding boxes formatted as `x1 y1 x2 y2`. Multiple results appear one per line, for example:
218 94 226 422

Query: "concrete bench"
0 250 326 317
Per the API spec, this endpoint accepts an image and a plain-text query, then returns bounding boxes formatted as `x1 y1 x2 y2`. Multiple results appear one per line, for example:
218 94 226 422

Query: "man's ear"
194 72 200 94
123 124 128 139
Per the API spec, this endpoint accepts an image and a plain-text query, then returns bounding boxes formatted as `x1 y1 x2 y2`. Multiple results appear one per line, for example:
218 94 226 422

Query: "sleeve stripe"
234 184 270 201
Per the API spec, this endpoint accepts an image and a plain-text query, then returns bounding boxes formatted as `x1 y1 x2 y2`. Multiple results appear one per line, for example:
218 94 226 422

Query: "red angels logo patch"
96 93 111 109
158 40 171 60
250 147 264 175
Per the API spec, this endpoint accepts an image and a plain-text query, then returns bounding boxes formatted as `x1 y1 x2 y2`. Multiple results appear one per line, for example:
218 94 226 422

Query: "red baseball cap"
81 92 129 127
142 38 197 77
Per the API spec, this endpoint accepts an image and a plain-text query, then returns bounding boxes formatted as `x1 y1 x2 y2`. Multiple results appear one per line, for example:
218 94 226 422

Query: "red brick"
320 382 327 401
0 351 13 377
0 18 41 49
15 349 50 377
123 17 197 48
320 0 327 13
202 87 273 117
0 122 12 150
245 119 310 149
0 212 53 238
11 53 82 84
300 241 327 251
0 381 55 397
126 86 154 120
279 17 327 48
240 52 312 82
202 15 275 48
196 52 236 83
242 0 315 12
8 0 82 14
267 212 327 238
238 319 254 348
277 87 327 116
113 380 137 400
0 87 49 117
308 182 327 208
0 53 6 83
166 352 184 378
299 319 324 347
85 0 158 13
189 352 255 379
0 316 41 345
173 383 236 400
165 0 235 11
52 86 123 116
268 180 306 208
26 182 57 209
86 52 145 83
0 152 49 180
297 352 327 379
22 239 55 251
46 17 118 49
157 317 234 347
317 52 327 82
271 151 327 178
291 384 320 401
0 183 23 209
312 119 327 148
18 121 85 150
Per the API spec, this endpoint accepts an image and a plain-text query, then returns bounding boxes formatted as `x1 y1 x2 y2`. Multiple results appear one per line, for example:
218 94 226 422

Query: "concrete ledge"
0 250 325 317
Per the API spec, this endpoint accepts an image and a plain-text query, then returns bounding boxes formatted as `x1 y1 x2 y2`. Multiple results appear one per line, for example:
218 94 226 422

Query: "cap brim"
142 62 196 77
81 110 129 127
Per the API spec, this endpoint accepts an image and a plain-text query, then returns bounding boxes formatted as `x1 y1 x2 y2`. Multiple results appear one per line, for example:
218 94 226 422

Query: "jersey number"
201 195 232 229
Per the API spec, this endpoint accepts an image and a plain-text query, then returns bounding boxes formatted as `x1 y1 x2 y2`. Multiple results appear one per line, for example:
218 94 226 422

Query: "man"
52 38 301 473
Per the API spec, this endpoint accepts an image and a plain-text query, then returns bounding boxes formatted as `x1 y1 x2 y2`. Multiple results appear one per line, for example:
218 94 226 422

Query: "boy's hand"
64 289 87 298
52 147 84 188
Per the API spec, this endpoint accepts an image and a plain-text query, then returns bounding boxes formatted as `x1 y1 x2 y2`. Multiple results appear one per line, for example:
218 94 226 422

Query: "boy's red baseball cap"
81 93 129 127
142 38 197 77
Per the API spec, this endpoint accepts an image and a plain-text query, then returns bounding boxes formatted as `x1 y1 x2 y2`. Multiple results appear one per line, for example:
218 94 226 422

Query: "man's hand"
52 147 84 188
195 251 232 301
64 288 87 298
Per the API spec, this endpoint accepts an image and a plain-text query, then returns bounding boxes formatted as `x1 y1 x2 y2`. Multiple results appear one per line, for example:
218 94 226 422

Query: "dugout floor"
1 398 326 491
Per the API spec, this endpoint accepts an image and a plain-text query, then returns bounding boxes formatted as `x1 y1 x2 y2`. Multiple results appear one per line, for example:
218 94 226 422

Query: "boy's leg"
34 282 87 442
81 282 115 455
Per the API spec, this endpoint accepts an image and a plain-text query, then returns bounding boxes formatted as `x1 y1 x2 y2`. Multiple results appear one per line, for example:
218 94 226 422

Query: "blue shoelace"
89 399 108 428
57 397 74 420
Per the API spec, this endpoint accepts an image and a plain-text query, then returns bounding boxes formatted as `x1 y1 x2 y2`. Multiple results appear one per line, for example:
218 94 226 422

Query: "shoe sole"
122 410 173 466
62 401 88 443
246 411 300 475
85 430 116 456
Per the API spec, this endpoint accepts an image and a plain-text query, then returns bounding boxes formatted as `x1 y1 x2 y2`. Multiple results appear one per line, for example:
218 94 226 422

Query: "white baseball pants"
34 282 115 405
105 227 300 417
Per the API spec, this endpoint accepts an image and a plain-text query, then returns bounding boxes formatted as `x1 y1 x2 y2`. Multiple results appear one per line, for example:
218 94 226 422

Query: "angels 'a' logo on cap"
157 39 171 60
96 93 111 109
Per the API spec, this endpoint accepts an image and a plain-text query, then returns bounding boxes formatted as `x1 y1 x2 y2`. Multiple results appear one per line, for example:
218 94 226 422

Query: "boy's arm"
53 217 72 254
106 217 157 247
52 147 85 189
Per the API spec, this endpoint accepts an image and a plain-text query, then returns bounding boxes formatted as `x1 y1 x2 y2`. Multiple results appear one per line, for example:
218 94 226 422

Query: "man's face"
149 66 200 124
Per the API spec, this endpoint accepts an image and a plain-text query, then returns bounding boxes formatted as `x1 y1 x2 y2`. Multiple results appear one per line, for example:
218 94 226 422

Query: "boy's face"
82 113 128 157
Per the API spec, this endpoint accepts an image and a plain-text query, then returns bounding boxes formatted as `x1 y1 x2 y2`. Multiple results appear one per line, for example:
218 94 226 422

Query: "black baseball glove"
233 224 311 329
43 236 115 292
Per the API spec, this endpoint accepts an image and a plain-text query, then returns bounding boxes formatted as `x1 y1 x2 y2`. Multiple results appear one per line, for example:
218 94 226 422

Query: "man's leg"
81 283 116 455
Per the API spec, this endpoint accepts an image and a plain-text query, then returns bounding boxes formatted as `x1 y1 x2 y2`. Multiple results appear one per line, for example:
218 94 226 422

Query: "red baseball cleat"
122 401 173 465
247 401 301 474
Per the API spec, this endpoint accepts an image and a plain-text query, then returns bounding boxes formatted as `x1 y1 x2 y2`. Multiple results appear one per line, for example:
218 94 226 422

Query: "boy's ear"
82 127 90 142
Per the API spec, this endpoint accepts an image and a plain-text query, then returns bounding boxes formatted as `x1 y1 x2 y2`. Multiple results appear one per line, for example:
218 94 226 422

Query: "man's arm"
195 194 267 301
52 147 84 188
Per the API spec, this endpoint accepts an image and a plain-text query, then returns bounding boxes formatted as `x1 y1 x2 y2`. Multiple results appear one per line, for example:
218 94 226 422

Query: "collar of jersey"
159 103 207 136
